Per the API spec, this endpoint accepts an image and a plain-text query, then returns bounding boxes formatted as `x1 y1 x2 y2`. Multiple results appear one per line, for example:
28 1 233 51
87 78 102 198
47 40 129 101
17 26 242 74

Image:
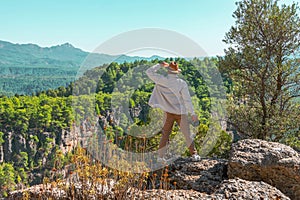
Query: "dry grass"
21 135 175 200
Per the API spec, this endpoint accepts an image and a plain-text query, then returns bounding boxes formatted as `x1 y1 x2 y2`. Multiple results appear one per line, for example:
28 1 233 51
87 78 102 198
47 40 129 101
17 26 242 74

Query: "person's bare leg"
175 115 197 155
158 112 175 158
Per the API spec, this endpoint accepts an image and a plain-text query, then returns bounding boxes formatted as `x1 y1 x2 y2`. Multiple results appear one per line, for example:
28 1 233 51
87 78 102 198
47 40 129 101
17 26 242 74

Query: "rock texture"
8 157 291 200
228 139 300 200
167 158 228 194
9 179 289 200
130 189 221 200
7 139 297 200
165 158 289 199
0 119 96 186
215 178 290 200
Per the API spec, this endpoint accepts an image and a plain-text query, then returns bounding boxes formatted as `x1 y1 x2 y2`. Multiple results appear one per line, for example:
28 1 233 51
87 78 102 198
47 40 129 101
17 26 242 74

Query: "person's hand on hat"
159 61 169 67
191 114 199 122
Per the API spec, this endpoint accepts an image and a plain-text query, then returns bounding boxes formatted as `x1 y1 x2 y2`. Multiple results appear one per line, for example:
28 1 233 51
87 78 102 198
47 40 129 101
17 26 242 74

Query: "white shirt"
146 64 195 115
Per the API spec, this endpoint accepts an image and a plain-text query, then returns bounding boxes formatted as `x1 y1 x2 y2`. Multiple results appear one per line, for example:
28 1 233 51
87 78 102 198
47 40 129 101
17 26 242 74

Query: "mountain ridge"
0 40 164 95
0 40 165 66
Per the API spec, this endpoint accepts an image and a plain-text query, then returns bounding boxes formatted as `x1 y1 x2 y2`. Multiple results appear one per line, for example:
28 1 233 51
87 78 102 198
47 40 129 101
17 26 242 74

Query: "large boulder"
166 157 290 199
228 139 300 200
215 178 290 200
167 158 228 194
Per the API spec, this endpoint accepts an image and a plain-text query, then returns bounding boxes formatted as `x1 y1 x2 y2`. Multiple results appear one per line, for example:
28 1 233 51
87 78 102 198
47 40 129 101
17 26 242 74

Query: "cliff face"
0 119 97 186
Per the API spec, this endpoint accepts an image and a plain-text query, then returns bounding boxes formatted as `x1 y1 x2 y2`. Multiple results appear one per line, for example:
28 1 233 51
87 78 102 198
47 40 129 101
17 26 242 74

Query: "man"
146 61 201 162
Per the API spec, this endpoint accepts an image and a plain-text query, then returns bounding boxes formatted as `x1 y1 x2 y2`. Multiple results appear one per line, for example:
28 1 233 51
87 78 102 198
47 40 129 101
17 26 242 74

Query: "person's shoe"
191 154 201 161
157 157 167 163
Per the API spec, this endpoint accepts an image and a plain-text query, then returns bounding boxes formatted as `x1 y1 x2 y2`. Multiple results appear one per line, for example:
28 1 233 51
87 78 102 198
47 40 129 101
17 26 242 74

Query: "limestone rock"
215 178 290 200
7 139 299 200
130 189 223 200
168 157 227 194
228 139 300 200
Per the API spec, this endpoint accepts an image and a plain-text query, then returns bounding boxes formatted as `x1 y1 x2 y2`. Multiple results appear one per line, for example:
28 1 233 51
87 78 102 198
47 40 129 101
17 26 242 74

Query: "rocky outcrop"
8 157 291 200
130 189 221 200
215 178 290 200
7 139 298 199
135 178 289 200
8 184 219 200
228 139 300 200
167 158 228 194
0 145 3 162
0 119 97 185
165 158 289 199
3 131 13 161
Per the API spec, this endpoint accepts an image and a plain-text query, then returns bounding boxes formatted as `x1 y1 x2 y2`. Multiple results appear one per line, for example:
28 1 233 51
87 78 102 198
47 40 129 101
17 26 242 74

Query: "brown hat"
168 61 181 73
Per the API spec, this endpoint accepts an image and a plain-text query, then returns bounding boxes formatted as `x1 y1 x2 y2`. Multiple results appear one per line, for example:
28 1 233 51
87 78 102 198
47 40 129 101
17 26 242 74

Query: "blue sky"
0 0 296 56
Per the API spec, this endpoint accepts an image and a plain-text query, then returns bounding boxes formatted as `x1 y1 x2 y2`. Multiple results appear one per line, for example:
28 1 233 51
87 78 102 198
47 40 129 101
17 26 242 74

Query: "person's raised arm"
146 62 169 83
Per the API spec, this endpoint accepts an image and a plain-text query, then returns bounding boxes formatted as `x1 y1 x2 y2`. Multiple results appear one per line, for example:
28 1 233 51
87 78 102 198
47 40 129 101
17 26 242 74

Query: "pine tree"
219 0 300 142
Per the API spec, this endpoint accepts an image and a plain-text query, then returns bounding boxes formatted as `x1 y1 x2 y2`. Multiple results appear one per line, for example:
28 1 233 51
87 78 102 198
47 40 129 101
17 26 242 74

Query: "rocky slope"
8 139 299 200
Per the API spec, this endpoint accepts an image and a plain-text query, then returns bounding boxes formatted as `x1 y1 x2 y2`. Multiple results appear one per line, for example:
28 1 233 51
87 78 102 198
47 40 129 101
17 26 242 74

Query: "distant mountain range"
0 40 164 68
0 40 164 95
